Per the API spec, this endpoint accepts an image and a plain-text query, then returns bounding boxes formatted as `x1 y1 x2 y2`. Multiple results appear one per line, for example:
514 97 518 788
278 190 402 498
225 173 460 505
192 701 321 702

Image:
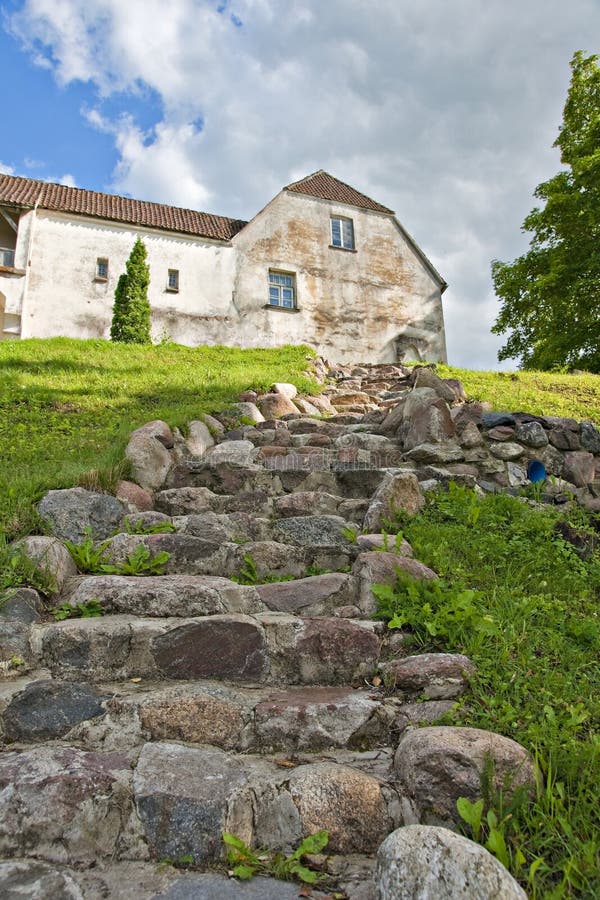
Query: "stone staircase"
2 361 578 898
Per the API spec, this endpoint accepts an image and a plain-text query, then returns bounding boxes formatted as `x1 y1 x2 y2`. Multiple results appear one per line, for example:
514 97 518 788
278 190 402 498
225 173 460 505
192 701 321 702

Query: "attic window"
167 269 179 292
95 257 109 281
330 217 355 250
268 270 296 309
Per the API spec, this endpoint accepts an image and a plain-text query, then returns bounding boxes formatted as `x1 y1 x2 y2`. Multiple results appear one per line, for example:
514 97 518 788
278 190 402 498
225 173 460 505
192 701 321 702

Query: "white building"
0 170 447 363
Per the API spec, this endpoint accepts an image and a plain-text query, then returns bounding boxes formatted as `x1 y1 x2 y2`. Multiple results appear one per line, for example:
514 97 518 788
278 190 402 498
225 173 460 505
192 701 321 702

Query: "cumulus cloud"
7 0 600 367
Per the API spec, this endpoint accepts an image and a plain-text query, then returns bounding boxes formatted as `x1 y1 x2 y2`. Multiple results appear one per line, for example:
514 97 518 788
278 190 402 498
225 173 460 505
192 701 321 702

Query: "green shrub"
110 238 151 344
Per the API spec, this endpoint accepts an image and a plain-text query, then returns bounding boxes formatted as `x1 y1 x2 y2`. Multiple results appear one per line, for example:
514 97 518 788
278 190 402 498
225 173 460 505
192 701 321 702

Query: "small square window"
331 217 355 250
268 270 296 308
95 257 109 280
167 269 179 292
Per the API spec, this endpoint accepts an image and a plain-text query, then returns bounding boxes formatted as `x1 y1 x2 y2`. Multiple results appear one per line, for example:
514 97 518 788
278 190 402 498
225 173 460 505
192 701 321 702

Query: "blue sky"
1 0 599 368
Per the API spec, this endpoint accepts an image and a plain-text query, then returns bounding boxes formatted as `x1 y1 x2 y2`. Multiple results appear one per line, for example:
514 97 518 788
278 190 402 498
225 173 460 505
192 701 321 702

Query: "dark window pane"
342 219 354 248
331 219 341 245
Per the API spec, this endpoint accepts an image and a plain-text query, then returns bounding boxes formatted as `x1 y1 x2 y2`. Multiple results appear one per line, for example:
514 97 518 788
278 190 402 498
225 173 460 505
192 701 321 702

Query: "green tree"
492 51 600 371
110 237 151 343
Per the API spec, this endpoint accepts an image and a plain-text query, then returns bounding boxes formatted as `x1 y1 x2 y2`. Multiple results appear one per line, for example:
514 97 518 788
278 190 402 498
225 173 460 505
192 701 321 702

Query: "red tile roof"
0 173 247 242
285 170 394 214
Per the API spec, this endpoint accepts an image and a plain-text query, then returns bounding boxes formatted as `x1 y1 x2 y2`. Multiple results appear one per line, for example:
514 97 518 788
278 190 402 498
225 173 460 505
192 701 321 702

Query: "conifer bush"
110 237 151 343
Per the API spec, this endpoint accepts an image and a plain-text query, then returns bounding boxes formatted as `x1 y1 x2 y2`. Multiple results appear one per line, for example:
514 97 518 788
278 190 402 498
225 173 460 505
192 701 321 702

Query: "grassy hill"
2 338 600 540
0 338 317 540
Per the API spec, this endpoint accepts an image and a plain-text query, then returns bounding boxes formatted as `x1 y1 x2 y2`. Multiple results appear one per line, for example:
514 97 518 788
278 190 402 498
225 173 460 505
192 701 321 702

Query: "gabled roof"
285 170 394 215
0 173 247 242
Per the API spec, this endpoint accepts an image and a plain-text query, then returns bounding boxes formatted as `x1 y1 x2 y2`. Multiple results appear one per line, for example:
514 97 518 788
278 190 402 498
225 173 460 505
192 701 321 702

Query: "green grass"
437 364 600 423
0 337 317 539
379 486 600 898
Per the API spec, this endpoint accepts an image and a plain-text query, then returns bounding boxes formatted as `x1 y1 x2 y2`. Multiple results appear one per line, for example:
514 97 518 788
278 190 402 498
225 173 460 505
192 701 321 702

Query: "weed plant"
223 830 330 885
65 531 170 576
377 484 600 897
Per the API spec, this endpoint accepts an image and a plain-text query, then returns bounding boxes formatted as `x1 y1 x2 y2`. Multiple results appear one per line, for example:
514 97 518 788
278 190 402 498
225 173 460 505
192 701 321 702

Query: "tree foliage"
110 237 151 343
492 52 600 371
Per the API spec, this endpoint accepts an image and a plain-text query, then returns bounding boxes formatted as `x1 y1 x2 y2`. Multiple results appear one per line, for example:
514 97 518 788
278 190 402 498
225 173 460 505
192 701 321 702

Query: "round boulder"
376 825 526 899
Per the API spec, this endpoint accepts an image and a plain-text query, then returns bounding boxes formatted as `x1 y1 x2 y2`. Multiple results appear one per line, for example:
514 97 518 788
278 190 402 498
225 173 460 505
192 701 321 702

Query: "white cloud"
8 0 600 366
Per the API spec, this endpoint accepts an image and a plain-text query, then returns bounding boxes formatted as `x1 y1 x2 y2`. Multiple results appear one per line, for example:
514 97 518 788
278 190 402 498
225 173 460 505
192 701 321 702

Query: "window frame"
330 216 355 251
166 268 180 292
95 257 109 281
267 269 297 310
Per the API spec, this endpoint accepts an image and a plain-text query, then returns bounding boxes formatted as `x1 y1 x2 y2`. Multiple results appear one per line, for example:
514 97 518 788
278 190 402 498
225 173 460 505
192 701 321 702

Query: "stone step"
63 575 264 618
0 741 397 869
0 727 535 879
1 678 393 753
0 860 347 900
1 655 471 753
29 613 383 685
100 524 360 577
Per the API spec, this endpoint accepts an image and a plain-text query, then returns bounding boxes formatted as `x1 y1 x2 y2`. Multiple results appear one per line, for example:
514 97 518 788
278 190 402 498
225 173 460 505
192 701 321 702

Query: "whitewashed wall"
9 195 446 363
19 211 236 344
232 191 446 364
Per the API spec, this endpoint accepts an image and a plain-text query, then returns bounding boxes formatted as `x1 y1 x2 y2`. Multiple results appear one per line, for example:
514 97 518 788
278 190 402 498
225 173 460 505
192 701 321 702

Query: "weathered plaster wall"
8 195 446 363
0 209 32 337
19 212 236 343
232 192 446 364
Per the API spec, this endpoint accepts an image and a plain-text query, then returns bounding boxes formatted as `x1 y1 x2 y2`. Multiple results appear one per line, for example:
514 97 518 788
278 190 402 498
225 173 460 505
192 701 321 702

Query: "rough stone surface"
229 540 307 580
155 487 222 515
38 488 126 543
271 382 298 400
256 573 357 617
152 615 269 682
126 432 173 492
515 420 548 447
0 747 136 863
33 615 163 681
289 763 390 853
363 471 425 531
0 860 85 900
0 587 44 624
2 680 109 742
154 873 330 899
257 393 301 418
65 575 262 618
383 653 475 699
260 613 380 685
563 451 596 487
489 442 525 461
376 825 527 899
206 440 257 466
139 690 245 749
272 515 356 551
580 421 600 454
402 390 455 450
459 420 483 448
134 742 247 862
185 421 216 456
394 726 536 825
254 687 380 751
273 491 340 518
404 442 464 464
116 480 154 512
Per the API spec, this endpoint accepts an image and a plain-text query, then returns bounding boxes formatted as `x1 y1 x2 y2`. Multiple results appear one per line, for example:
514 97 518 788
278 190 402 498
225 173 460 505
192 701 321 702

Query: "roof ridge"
0 172 247 241
284 170 394 215
0 172 245 224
